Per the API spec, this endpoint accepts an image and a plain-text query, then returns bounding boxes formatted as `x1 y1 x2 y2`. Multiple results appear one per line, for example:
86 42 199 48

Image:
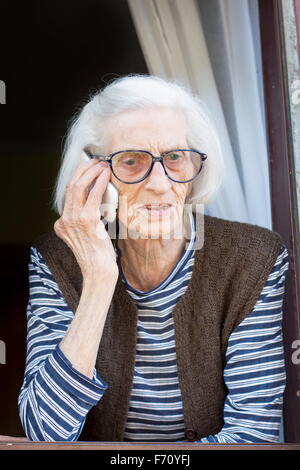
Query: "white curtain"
127 0 272 229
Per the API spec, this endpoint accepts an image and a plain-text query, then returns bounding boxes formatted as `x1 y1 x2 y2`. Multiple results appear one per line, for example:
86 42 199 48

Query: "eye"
167 152 181 160
124 158 136 166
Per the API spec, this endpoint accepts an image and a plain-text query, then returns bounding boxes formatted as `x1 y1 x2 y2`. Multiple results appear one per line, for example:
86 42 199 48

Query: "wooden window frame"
259 0 300 443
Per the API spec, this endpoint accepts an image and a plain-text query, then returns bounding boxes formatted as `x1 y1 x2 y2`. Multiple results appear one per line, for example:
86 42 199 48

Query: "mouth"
140 203 174 218
143 203 173 209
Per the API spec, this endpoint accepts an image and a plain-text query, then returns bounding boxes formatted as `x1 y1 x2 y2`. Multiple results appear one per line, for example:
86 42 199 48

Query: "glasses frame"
84 148 208 184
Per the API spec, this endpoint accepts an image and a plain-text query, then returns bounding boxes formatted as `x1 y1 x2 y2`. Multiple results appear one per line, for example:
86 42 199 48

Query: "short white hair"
51 74 225 215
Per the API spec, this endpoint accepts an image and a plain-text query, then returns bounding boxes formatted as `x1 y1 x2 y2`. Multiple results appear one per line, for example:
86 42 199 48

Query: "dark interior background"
0 0 148 436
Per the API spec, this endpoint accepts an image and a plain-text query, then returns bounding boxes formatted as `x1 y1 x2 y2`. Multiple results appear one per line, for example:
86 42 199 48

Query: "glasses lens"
112 151 152 182
163 150 202 181
111 150 203 183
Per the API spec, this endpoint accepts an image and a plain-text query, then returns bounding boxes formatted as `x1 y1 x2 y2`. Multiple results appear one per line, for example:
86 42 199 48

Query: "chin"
127 212 183 240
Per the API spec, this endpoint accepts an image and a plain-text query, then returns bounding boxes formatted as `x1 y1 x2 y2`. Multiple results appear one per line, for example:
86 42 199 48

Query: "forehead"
102 107 188 152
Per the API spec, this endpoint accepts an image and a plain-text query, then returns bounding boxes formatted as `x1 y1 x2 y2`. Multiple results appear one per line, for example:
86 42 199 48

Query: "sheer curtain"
127 0 272 229
127 0 284 442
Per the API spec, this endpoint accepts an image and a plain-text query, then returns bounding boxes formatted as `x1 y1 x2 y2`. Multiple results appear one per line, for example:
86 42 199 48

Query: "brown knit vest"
33 214 283 442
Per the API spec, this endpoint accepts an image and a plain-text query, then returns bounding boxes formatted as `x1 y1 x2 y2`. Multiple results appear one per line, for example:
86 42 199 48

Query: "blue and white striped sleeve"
197 244 289 443
18 246 108 441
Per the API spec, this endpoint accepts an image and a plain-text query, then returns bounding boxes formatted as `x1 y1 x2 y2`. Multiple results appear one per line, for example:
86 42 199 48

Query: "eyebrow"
162 145 187 150
112 145 188 153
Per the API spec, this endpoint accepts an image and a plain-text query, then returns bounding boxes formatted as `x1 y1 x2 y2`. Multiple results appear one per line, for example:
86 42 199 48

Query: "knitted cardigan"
33 214 284 442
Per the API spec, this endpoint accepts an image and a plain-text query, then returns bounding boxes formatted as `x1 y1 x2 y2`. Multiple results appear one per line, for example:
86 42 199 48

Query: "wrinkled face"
103 107 193 240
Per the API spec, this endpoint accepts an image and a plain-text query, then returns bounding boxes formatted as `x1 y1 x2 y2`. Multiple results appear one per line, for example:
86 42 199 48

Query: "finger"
84 167 111 211
68 158 99 187
63 162 107 217
63 159 99 213
67 162 108 216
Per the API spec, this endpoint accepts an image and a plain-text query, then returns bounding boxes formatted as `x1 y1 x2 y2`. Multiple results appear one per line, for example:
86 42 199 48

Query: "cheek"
111 175 134 201
113 179 141 221
174 183 191 204
186 181 193 197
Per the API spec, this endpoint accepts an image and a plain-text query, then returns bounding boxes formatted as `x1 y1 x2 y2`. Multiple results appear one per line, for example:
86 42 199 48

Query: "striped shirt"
18 215 289 442
119 215 196 442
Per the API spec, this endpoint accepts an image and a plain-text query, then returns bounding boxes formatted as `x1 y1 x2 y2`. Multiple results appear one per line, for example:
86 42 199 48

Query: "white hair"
51 74 225 215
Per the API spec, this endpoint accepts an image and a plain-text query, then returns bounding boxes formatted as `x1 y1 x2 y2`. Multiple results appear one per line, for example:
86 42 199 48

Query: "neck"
117 225 188 292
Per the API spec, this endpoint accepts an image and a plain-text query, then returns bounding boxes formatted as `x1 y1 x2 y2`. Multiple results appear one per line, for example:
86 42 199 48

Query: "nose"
144 161 172 193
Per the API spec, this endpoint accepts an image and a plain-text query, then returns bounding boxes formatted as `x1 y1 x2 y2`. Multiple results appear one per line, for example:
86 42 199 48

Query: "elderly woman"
18 75 289 443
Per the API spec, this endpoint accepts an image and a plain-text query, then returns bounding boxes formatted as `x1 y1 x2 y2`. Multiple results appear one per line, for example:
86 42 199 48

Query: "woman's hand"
54 159 119 280
53 159 119 378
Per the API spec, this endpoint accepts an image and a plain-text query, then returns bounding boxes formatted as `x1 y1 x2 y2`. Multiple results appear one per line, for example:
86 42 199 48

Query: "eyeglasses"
84 148 207 184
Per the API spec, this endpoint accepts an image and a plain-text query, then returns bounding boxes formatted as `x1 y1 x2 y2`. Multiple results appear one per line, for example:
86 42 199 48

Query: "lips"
140 204 174 218
143 203 173 209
